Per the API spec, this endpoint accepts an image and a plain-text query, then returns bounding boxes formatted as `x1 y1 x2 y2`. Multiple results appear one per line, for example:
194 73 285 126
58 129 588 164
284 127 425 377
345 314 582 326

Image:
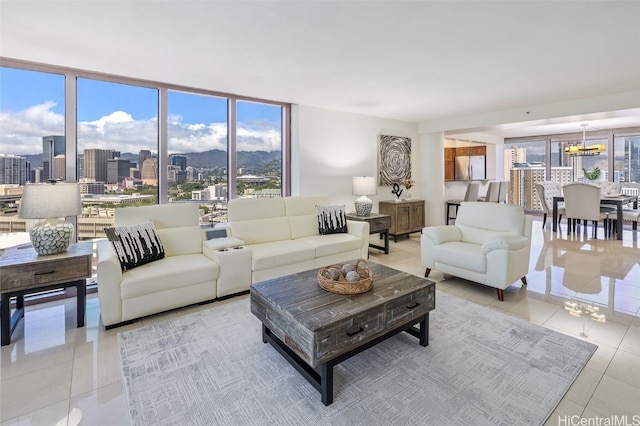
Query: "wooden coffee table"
250 261 435 405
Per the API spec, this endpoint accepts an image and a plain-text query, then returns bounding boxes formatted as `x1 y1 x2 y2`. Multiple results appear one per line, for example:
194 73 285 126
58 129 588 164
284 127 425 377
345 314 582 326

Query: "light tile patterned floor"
1 218 639 425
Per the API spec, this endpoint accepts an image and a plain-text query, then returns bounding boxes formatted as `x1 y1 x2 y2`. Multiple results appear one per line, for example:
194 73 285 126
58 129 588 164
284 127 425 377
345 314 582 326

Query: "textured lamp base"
354 197 373 217
29 218 74 255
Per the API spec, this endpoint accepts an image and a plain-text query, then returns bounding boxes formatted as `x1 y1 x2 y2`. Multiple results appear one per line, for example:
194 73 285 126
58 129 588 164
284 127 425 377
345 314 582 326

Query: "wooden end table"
250 262 436 405
0 241 93 346
346 212 391 254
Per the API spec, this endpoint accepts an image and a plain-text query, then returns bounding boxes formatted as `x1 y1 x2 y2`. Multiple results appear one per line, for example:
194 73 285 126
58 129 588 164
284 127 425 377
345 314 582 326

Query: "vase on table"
405 192 412 201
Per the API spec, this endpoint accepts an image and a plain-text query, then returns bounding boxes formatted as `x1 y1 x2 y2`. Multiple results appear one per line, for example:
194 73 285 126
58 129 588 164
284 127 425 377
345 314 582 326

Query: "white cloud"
1 103 282 156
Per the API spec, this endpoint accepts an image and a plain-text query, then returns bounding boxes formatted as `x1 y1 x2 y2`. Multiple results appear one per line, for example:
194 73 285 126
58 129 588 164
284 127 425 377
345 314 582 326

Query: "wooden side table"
346 212 391 254
0 241 93 346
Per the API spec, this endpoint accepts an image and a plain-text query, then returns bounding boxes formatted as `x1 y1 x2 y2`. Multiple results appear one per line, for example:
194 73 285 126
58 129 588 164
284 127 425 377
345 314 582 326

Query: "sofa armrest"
96 239 123 327
346 220 369 239
421 226 462 245
203 237 246 261
481 235 529 254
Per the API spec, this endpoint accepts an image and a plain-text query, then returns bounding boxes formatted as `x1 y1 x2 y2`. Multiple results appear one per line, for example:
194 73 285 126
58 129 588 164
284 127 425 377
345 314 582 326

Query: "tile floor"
1 217 639 425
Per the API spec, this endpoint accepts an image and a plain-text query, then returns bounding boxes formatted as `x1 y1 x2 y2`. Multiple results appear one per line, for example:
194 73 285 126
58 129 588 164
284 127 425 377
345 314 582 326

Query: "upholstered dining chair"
478 181 500 202
534 181 565 228
562 183 609 238
445 181 479 224
497 181 509 203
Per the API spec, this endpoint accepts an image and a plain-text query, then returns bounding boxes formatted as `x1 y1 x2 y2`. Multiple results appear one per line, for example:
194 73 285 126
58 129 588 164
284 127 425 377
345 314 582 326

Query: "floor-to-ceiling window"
0 59 291 233
503 129 639 212
76 78 159 239
167 90 228 223
0 66 65 239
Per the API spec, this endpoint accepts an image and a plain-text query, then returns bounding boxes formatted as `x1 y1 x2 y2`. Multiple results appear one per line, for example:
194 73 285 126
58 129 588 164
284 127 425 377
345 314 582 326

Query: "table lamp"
18 182 82 255
353 176 376 217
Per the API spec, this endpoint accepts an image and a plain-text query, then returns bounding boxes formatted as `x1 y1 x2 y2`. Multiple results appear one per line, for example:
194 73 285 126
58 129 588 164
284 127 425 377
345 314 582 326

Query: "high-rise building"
170 155 188 171
30 168 42 184
84 149 117 181
42 135 65 182
107 158 133 184
0 154 30 185
141 158 158 185
509 164 545 210
503 147 527 181
139 150 152 170
52 154 66 180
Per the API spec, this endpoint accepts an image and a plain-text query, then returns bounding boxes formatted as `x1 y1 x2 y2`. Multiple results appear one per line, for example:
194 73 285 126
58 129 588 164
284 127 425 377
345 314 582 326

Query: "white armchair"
421 202 533 301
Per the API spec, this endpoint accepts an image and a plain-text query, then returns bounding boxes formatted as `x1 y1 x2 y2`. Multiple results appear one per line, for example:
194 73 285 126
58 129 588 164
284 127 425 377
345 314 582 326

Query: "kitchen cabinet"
455 146 486 157
379 200 425 242
444 148 456 180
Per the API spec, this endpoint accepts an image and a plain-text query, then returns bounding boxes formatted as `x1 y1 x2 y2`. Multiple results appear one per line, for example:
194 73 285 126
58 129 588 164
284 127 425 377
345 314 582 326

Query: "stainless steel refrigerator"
455 155 486 180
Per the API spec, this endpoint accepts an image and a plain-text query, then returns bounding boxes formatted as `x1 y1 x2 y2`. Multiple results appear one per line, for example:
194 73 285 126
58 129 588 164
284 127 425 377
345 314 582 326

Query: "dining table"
552 194 638 240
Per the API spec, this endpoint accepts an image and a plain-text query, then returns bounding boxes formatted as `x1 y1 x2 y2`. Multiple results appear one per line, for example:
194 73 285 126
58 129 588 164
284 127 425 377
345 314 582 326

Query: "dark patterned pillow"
104 220 165 271
316 205 348 235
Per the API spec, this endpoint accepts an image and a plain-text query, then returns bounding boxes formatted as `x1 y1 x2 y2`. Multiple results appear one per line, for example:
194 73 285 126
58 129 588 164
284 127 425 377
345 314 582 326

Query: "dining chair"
534 182 565 229
497 181 509 203
562 183 609 238
478 181 500 202
445 181 479 224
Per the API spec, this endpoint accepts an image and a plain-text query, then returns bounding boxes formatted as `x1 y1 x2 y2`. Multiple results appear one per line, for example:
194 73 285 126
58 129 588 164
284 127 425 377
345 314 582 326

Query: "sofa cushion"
120 254 219 299
231 217 291 245
289 214 319 239
316 205 348 235
104 221 165 271
296 234 364 258
155 226 202 256
431 242 486 274
249 240 316 271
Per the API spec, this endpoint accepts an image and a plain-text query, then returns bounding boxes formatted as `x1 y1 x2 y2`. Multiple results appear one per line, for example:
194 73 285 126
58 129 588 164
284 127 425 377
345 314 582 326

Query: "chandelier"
564 123 606 156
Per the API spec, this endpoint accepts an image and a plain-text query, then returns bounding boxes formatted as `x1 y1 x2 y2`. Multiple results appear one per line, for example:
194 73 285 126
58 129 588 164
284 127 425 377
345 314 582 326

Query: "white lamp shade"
19 183 82 219
352 176 377 196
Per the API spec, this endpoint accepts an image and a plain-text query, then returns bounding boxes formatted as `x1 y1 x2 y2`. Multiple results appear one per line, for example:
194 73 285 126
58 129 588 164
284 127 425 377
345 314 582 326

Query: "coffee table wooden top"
250 261 435 367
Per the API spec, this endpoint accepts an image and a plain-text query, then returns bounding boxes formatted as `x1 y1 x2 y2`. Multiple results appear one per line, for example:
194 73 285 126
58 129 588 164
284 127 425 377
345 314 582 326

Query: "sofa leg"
496 288 504 301
521 276 527 286
542 213 547 228
424 268 431 278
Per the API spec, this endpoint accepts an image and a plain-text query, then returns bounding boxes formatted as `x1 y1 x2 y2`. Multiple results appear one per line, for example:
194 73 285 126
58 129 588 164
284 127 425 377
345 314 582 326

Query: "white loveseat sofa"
97 203 220 328
421 202 532 301
213 195 369 284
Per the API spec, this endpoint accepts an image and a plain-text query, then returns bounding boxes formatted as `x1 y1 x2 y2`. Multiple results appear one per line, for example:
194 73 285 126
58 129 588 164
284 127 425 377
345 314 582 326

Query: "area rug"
118 291 596 426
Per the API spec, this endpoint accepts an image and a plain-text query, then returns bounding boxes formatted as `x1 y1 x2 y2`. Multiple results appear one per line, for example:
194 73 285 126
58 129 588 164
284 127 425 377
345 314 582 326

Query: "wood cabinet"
455 146 486 157
379 200 425 242
444 148 456 180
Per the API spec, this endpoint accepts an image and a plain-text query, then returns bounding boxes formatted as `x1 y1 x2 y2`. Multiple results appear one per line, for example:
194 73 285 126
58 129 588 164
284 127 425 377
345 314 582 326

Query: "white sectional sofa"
421 202 532 301
96 196 369 328
212 194 370 284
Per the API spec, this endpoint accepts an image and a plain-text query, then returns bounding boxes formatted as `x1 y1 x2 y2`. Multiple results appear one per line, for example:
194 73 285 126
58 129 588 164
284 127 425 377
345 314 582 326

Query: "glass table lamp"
353 176 377 217
18 182 82 255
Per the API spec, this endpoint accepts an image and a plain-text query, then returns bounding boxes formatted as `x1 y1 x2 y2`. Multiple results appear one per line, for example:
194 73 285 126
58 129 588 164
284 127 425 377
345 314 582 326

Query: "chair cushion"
104 220 165 271
431 242 486 273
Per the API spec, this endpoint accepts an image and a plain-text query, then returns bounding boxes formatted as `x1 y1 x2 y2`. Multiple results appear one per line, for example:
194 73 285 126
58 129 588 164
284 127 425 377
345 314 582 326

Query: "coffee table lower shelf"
261 313 429 406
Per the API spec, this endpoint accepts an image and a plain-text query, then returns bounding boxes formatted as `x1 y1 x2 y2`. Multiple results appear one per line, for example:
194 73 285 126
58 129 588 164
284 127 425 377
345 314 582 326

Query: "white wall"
292 105 420 214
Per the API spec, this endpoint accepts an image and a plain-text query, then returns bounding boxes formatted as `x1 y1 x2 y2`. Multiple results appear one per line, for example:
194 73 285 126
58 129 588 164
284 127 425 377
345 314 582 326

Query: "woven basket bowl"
317 258 373 295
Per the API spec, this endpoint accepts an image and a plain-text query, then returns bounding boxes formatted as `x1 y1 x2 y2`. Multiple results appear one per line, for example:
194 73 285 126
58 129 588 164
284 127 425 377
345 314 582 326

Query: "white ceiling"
1 1 639 139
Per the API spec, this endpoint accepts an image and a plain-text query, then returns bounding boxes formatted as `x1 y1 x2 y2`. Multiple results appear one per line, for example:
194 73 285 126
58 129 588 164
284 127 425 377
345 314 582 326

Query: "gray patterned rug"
118 291 596 426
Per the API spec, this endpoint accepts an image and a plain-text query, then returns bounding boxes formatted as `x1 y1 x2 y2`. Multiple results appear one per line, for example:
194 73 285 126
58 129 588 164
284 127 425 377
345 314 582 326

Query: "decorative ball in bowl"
317 258 373 294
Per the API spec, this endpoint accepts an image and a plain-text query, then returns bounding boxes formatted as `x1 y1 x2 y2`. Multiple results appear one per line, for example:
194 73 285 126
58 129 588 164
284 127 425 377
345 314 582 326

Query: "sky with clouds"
0 67 283 156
